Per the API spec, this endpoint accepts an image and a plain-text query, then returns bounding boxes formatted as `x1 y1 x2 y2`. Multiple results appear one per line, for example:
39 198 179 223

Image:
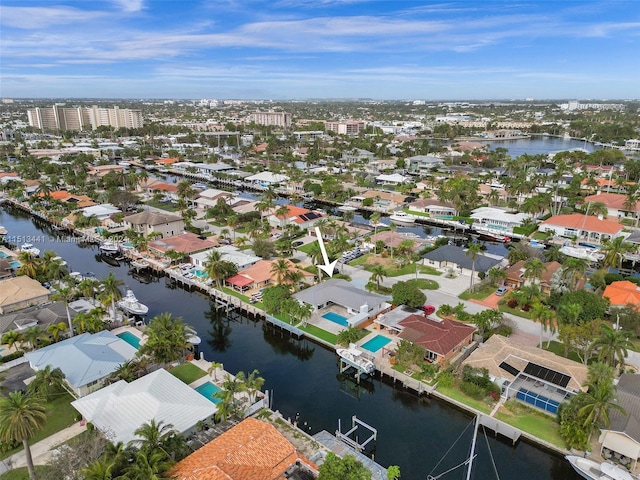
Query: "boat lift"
336 416 377 453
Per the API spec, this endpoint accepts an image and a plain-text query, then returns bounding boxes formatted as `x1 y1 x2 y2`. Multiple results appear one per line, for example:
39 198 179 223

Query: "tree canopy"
391 281 426 308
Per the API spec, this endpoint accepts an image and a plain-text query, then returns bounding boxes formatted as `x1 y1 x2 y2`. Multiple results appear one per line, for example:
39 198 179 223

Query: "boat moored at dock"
117 289 149 316
389 211 416 226
565 455 633 480
337 344 375 375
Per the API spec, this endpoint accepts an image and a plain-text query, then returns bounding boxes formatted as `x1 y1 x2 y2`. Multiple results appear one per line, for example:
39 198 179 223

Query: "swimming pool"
116 331 141 349
322 311 349 327
10 261 21 268
361 335 391 353
195 382 223 404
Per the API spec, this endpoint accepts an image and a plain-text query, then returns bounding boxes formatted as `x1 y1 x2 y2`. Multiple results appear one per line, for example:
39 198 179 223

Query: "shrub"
604 273 624 284
493 325 513 337
507 299 518 309
437 371 455 388
460 380 486 400
362 198 373 207
0 350 25 364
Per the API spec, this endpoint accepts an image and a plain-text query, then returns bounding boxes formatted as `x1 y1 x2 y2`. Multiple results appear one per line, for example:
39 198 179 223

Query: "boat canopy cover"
600 431 640 466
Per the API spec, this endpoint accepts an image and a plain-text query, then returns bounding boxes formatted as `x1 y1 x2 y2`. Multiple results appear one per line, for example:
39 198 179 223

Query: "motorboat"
130 259 150 270
99 241 119 254
389 211 416 226
336 344 376 374
98 254 120 267
20 243 41 256
117 289 149 316
559 246 605 262
565 455 634 480
0 226 7 236
186 327 201 346
52 256 67 266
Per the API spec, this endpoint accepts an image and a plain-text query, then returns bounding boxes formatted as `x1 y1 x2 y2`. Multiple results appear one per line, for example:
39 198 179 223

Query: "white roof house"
72 369 217 444
190 246 261 272
470 207 531 231
25 331 137 397
81 204 121 220
376 173 409 185
245 171 289 185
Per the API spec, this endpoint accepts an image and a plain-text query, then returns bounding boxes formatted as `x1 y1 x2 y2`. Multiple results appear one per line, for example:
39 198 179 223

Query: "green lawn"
0 393 78 461
403 207 430 217
436 385 494 414
406 278 439 290
495 402 565 448
298 324 338 345
459 283 497 300
350 255 441 278
498 304 534 320
0 466 53 480
144 200 180 212
543 341 583 363
169 363 207 384
296 242 316 255
221 286 264 309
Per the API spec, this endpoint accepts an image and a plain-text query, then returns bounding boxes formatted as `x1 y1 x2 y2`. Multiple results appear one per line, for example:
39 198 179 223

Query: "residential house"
406 155 445 174
462 335 588 414
504 260 562 294
123 211 184 238
266 205 327 230
598 374 640 469
538 213 624 243
87 164 124 177
148 232 216 257
350 190 409 212
139 179 179 201
172 161 234 177
367 230 431 251
603 281 640 311
293 278 388 327
80 204 121 221
190 246 261 272
375 173 409 186
225 259 314 293
169 417 317 480
193 188 234 210
153 157 180 167
583 192 640 223
245 171 289 186
40 190 96 208
407 199 457 218
72 369 216 444
397 314 476 364
421 245 503 277
342 148 375 163
25 330 137 397
0 276 50 314
0 301 76 337
470 207 531 235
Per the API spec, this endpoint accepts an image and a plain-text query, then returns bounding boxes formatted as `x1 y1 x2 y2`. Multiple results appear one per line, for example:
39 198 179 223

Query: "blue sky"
1 1 639 100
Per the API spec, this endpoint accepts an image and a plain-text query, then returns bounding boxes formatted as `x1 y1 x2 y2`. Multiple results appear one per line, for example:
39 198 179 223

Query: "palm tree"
2 330 24 352
132 419 177 456
465 243 482 292
601 236 632 269
0 392 48 480
214 373 248 420
140 313 191 365
579 371 625 442
369 265 387 291
207 361 223 382
270 258 290 285
27 365 66 400
530 302 555 348
244 369 265 404
523 258 546 285
283 269 305 292
80 455 116 480
227 215 239 242
561 257 589 290
591 324 632 373
100 273 123 321
52 285 76 337
16 251 41 279
24 326 46 351
370 212 381 237
125 450 173 480
274 204 290 230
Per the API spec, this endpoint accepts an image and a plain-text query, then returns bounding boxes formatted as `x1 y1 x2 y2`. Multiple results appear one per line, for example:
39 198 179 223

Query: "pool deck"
111 325 147 347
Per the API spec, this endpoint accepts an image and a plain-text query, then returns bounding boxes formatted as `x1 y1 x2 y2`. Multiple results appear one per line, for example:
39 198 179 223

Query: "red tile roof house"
504 260 562 295
225 259 314 293
583 192 640 223
397 315 476 365
266 205 327 230
538 213 624 243
169 417 318 480
603 280 640 311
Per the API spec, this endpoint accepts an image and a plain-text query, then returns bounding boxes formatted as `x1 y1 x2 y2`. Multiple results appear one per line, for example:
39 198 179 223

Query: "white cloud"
111 0 145 13
0 5 106 29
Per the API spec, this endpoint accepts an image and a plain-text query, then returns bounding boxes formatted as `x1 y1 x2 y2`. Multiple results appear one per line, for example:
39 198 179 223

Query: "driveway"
1 362 35 393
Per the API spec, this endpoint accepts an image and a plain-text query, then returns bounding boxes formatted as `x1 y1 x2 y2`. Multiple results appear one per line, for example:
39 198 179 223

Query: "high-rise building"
325 121 366 135
249 111 291 128
26 105 144 131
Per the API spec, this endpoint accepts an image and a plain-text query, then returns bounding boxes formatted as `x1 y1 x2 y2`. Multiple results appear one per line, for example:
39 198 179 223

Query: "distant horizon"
2 1 639 99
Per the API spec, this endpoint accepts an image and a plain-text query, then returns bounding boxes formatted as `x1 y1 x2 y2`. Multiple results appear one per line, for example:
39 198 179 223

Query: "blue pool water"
516 388 560 414
361 335 392 353
322 311 349 327
117 331 141 349
0 251 8 258
10 261 20 268
195 382 222 404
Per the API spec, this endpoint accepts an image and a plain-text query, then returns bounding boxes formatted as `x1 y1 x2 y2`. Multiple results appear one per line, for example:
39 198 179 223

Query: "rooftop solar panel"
499 361 520 377
523 362 571 388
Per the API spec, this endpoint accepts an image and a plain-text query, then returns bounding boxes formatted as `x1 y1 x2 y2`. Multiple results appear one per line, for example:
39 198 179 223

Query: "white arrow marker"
314 226 337 278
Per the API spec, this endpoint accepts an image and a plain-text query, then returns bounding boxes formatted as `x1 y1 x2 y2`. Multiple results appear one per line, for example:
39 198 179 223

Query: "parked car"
421 305 436 315
496 286 508 296
292 240 304 247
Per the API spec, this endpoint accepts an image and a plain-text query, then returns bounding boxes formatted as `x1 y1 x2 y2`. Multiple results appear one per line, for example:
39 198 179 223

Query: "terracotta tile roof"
398 314 476 356
540 213 623 235
228 259 313 285
149 233 216 254
584 193 640 213
271 205 326 225
170 418 316 480
603 281 640 308
155 157 180 164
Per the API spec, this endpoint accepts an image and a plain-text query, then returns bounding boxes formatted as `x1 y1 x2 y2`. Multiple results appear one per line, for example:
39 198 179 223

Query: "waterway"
481 135 601 157
0 205 579 479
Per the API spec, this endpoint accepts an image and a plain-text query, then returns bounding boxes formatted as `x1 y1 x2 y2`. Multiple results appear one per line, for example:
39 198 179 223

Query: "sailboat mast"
466 416 480 480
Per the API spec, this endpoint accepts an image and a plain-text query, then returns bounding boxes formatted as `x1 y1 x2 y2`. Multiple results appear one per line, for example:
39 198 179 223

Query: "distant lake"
480 135 601 157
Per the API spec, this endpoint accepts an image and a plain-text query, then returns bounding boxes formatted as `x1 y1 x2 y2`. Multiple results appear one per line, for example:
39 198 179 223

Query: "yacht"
559 246 605 262
389 211 416 226
130 258 150 270
20 243 41 256
52 256 67 266
99 241 119 254
117 289 149 316
336 344 375 374
566 455 633 480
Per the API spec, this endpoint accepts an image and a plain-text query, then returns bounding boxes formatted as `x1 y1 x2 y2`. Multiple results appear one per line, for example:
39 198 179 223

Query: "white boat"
20 243 41 256
186 327 201 346
130 259 150 270
336 344 375 374
99 241 119 254
52 256 67 266
389 211 416 226
0 226 7 236
117 289 149 316
559 246 605 262
566 455 634 480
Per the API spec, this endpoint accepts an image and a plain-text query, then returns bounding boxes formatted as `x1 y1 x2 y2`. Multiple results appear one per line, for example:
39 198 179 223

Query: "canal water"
481 136 601 157
0 206 579 479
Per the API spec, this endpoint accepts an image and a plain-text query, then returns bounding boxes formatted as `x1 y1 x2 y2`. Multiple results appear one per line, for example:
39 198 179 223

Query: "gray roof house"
72 369 217 445
293 279 389 327
599 374 640 467
0 301 76 336
25 330 137 398
421 245 502 276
